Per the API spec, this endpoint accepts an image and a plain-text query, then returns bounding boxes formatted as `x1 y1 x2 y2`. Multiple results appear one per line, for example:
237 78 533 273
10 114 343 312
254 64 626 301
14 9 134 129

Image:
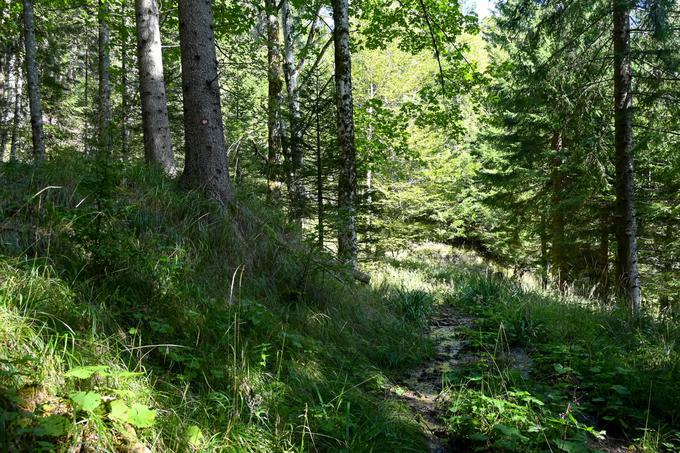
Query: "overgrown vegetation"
0 155 433 451
434 264 680 451
2 0 679 449
2 158 680 452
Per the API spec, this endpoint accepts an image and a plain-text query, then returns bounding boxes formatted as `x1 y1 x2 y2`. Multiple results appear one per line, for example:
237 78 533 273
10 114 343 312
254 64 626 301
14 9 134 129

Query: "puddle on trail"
389 305 474 453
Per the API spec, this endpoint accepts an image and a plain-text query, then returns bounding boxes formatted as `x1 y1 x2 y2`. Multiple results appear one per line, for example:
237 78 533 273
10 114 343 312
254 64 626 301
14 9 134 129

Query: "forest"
0 0 679 451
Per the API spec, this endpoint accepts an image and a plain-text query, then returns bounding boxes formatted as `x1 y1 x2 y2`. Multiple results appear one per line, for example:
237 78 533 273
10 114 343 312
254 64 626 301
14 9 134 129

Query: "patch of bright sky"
463 0 495 20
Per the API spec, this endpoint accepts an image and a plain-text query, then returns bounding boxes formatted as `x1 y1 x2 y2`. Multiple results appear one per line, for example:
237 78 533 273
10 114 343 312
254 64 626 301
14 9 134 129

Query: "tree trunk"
121 0 130 157
135 0 176 175
98 0 112 154
22 0 45 162
9 49 22 161
84 43 90 154
282 0 306 217
539 214 548 289
550 132 566 292
315 71 324 248
0 45 12 160
332 0 358 266
265 0 283 197
177 0 233 205
598 209 610 303
613 0 641 313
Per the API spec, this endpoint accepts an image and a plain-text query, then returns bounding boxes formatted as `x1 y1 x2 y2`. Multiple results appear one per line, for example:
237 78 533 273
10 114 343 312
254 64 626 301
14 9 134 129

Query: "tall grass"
434 264 680 451
0 153 430 452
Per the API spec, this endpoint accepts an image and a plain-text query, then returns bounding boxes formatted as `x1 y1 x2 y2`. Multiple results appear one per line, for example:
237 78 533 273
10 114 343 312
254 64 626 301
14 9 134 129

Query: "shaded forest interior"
0 0 679 451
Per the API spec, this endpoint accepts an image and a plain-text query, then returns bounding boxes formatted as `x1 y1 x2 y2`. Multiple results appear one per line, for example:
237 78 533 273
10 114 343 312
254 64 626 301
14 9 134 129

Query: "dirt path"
389 304 474 452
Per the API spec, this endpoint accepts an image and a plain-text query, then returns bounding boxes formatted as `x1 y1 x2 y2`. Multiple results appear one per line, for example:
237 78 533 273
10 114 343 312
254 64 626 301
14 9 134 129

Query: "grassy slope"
2 155 679 453
0 154 430 452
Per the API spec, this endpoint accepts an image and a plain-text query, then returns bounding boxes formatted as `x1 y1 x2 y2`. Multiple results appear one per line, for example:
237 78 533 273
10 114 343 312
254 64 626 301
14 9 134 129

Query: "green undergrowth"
0 153 431 452
423 259 680 452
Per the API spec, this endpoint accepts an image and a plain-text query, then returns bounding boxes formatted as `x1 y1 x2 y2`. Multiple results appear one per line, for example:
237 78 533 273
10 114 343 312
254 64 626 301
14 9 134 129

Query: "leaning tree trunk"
135 0 176 175
177 0 233 205
332 0 358 266
613 0 641 314
265 0 284 197
22 0 45 162
98 0 112 154
282 0 306 217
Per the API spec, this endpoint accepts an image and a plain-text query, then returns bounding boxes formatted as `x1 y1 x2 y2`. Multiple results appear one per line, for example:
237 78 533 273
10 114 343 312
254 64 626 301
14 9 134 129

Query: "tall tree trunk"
0 45 12 160
135 0 176 174
9 49 23 161
84 43 90 154
550 132 566 291
613 0 641 313
177 0 233 205
332 0 358 266
121 0 130 157
282 0 306 217
98 0 112 154
22 0 45 162
315 71 324 247
265 0 283 197
539 214 548 289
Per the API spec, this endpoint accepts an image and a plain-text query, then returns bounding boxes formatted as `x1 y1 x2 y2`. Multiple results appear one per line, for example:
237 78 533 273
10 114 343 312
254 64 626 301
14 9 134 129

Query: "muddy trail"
390 304 475 452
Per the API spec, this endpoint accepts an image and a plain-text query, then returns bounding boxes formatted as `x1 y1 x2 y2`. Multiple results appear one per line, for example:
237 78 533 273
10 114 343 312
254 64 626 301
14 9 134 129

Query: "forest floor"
389 303 474 452
1 159 679 452
375 246 680 452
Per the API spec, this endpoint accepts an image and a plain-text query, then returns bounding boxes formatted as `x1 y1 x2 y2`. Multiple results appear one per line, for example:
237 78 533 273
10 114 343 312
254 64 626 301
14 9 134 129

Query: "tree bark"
539 214 548 289
9 48 23 161
332 0 358 266
84 43 90 154
550 132 566 292
265 0 284 197
0 45 12 160
282 0 307 217
598 209 611 303
98 0 112 154
135 0 176 175
22 0 45 162
177 0 233 205
613 0 641 313
121 0 130 157
315 71 324 248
